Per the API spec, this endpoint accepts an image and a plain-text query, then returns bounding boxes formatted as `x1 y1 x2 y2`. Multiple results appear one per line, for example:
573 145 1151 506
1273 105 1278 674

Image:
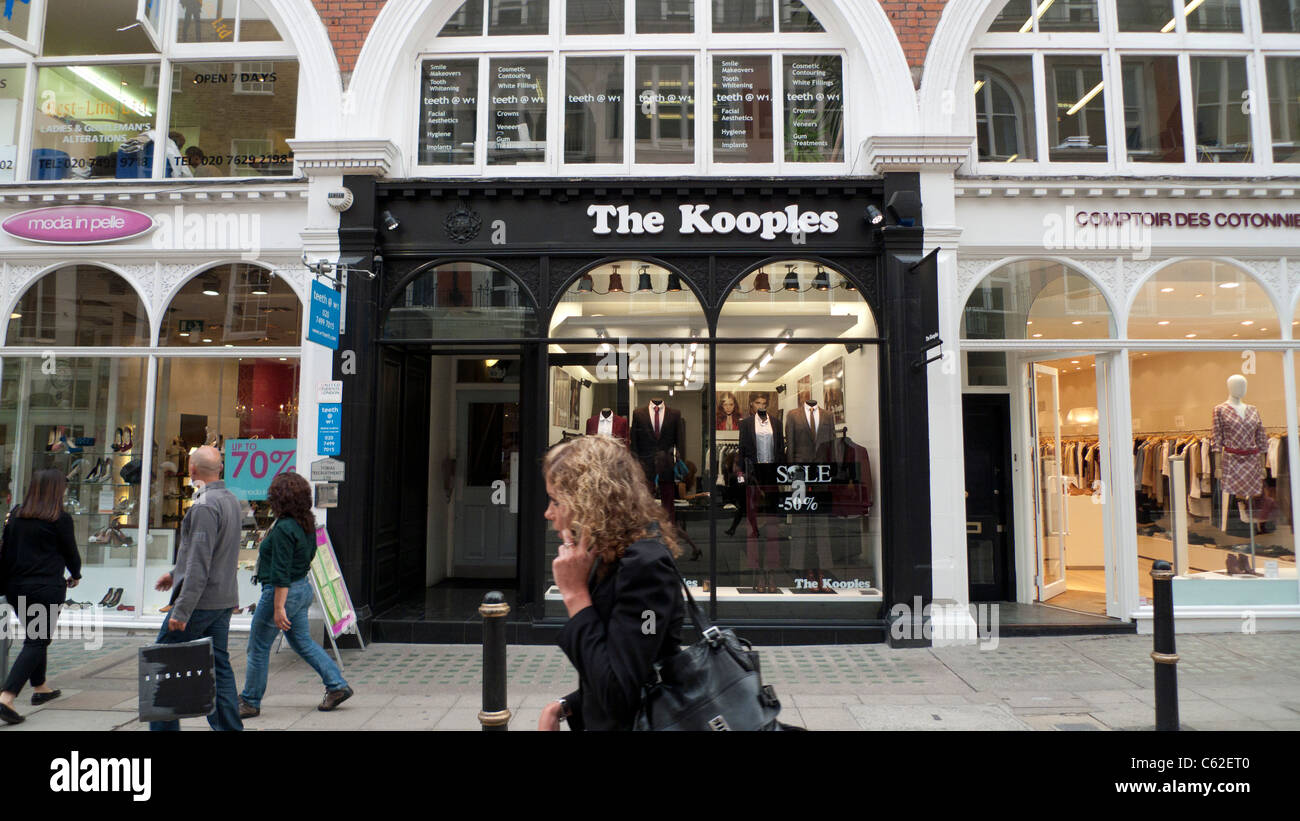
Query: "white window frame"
411 0 848 177
0 0 296 182
968 0 1300 176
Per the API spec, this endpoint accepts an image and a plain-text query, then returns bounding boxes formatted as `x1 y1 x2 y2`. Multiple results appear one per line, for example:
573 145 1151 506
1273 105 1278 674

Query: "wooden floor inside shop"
1039 559 1157 617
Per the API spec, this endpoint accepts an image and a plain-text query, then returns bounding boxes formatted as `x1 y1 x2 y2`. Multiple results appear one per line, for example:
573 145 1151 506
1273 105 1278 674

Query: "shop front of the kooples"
0 190 315 629
953 182 1300 633
332 177 938 643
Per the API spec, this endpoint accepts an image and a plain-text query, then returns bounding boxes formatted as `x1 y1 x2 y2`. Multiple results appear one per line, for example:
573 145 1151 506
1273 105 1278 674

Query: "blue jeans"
239 578 347 709
149 607 242 731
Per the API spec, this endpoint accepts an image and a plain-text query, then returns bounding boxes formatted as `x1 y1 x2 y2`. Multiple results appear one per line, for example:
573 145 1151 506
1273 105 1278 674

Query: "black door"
963 395 1014 602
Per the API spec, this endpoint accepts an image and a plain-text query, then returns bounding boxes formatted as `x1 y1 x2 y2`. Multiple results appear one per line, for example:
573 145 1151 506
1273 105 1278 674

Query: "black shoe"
318 686 354 712
0 703 24 724
31 690 61 706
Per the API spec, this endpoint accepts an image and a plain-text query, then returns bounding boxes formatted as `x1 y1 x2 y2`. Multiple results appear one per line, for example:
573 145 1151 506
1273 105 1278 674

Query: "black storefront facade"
327 175 936 646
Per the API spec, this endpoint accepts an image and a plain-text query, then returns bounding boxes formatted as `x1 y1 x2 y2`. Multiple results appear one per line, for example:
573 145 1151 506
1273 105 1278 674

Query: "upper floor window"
417 0 846 175
0 0 296 182
972 0 1300 173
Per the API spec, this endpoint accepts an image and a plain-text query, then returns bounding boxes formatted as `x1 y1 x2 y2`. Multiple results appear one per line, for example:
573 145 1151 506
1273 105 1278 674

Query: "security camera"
326 188 354 212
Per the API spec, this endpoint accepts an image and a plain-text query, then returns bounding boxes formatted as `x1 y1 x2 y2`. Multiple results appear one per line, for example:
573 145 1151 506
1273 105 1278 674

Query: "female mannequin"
1212 375 1267 575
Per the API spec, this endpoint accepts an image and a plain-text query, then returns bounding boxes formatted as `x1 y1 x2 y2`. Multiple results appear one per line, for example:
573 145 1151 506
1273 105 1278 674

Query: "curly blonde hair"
544 435 681 567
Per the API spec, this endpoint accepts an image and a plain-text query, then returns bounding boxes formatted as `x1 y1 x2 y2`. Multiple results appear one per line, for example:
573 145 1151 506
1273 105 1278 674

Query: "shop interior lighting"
1005 154 1019 162
202 278 220 296
813 265 830 291
381 210 400 231
9 311 19 319
973 79 986 95
1241 320 1254 326
68 67 152 117
1219 282 1240 289
637 264 653 292
1160 287 1175 293
665 272 683 292
1157 320 1170 325
753 269 771 292
865 205 884 225
782 264 800 291
774 329 793 353
607 265 624 293
1019 0 1054 33
1071 320 1083 325
1065 81 1104 117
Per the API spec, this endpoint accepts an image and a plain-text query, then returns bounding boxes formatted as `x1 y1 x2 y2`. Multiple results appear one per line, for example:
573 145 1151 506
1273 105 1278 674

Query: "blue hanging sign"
318 403 342 456
308 279 342 349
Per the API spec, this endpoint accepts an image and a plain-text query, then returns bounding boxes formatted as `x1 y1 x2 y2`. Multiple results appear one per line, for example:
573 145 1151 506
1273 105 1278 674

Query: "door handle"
967 521 982 534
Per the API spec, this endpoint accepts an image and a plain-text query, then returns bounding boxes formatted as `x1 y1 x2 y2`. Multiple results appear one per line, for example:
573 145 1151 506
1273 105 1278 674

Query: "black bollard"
478 591 511 732
1150 560 1179 731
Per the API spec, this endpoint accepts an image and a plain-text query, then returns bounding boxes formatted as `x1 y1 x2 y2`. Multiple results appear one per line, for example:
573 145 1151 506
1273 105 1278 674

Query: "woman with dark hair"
237 472 352 718
0 469 81 725
539 435 685 731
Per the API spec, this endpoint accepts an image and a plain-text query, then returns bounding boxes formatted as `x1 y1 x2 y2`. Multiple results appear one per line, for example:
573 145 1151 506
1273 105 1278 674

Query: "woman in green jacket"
237 472 352 717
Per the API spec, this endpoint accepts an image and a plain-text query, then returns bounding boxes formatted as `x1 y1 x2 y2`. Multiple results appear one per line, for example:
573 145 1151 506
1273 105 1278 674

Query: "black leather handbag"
634 568 783 731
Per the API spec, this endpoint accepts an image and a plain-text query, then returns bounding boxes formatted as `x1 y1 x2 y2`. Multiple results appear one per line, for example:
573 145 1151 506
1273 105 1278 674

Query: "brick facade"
313 0 389 77
311 0 952 82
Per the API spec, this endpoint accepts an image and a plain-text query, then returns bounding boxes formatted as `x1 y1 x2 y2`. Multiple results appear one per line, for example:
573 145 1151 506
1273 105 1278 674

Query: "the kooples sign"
587 203 839 240
1077 210 1300 229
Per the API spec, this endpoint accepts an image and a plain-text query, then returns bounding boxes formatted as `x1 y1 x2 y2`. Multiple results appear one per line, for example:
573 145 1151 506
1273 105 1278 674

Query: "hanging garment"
1212 402 1267 498
1267 435 1282 478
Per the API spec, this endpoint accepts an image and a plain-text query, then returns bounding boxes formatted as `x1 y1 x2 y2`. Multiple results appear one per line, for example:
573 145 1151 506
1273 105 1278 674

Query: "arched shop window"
1 266 150 619
1128 260 1278 339
706 259 882 617
0 0 298 182
418 0 847 174
159 263 302 346
383 261 539 339
972 0 1300 171
1126 259 1295 595
549 259 707 339
6 264 150 346
962 259 1115 341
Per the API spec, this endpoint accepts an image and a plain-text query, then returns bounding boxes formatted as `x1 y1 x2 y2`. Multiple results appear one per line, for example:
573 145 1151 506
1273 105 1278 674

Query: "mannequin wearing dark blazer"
630 400 685 522
784 400 834 572
737 410 783 581
585 410 630 444
785 401 834 463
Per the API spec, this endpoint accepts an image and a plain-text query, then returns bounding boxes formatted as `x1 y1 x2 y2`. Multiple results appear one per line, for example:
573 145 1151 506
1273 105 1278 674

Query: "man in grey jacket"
150 445 244 731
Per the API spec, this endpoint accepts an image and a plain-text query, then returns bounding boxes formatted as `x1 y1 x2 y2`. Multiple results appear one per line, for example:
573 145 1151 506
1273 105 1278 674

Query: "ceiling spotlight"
577 273 593 293
739 377 748 386
607 265 624 293
813 265 830 291
753 270 771 292
665 272 683 292
1032 333 1043 338
1241 320 1254 326
202 278 219 296
865 204 884 225
637 264 653 293
1157 320 1170 326
202 337 213 343
381 210 400 231
1160 287 1174 293
1071 320 1083 325
783 264 800 292
9 311 20 319
1184 333 1198 338
1219 282 1240 289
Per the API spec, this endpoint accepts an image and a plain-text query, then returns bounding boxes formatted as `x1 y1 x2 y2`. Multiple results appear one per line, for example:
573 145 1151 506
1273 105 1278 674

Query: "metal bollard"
478 591 511 732
1150 560 1179 731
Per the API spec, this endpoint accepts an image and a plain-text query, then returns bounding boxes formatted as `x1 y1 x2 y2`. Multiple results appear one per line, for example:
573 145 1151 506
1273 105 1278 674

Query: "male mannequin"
784 398 834 585
737 395 784 592
1213 374 1267 574
630 398 686 522
585 408 629 444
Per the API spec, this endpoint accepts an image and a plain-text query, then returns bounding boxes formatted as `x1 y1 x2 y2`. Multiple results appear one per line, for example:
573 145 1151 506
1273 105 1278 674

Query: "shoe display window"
1 265 150 614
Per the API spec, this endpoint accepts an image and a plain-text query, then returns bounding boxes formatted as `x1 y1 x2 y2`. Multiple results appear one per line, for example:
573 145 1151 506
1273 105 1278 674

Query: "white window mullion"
1249 49 1272 169
153 55 174 179
549 49 560 174
1032 51 1049 165
624 50 634 167
695 49 705 171
1107 48 1127 171
772 52 786 172
17 56 37 181
1178 51 1196 163
476 55 489 171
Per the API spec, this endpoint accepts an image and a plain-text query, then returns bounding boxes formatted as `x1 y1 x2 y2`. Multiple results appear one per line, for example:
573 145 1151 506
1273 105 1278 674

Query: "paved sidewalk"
3 631 1300 730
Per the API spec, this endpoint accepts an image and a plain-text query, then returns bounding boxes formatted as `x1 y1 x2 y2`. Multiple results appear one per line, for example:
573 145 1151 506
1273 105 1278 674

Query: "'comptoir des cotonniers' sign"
588 203 839 240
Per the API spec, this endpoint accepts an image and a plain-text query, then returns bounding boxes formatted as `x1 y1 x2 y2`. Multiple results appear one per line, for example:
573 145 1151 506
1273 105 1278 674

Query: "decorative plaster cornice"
955 179 1300 199
863 135 974 174
286 139 404 178
0 182 308 205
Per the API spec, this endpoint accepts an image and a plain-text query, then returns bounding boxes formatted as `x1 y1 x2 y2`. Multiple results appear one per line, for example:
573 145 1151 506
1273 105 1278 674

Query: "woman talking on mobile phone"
539 435 685 731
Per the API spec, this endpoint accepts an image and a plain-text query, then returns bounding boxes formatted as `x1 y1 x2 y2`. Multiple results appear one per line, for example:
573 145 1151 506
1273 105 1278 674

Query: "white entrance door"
1031 364 1068 601
452 390 519 575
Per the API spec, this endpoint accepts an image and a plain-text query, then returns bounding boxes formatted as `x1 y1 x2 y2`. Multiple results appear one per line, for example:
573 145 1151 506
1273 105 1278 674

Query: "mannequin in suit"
585 408 630 445
784 399 834 583
736 395 784 592
630 399 686 523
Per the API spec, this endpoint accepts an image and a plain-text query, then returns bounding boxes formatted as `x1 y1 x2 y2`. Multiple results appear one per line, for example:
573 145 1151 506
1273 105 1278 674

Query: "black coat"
737 413 784 477
0 511 81 594
557 533 685 731
630 404 686 480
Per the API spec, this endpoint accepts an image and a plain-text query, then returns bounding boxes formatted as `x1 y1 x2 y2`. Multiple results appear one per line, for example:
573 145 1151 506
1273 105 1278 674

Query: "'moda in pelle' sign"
2 205 156 244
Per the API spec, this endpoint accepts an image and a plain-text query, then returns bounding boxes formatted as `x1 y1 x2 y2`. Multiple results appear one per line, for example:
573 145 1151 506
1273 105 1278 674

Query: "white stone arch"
1125 257 1285 338
259 0 345 139
345 0 918 167
154 259 307 347
919 0 1016 136
2 259 154 345
958 255 1122 338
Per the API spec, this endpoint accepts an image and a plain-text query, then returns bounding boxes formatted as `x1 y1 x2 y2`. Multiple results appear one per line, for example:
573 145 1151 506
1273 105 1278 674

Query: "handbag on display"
119 458 143 485
137 637 215 723
634 567 785 731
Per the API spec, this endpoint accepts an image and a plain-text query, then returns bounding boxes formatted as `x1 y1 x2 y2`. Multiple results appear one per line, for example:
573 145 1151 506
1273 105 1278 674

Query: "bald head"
190 446 223 482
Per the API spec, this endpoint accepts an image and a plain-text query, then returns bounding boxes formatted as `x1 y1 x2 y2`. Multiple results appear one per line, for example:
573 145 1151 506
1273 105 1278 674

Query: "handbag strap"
669 560 722 643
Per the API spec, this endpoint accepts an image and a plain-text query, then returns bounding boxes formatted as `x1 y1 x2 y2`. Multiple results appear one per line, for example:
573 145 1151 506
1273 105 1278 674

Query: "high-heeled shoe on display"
121 426 134 453
59 434 82 453
112 428 124 452
103 588 123 608
66 459 85 481
98 588 116 606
